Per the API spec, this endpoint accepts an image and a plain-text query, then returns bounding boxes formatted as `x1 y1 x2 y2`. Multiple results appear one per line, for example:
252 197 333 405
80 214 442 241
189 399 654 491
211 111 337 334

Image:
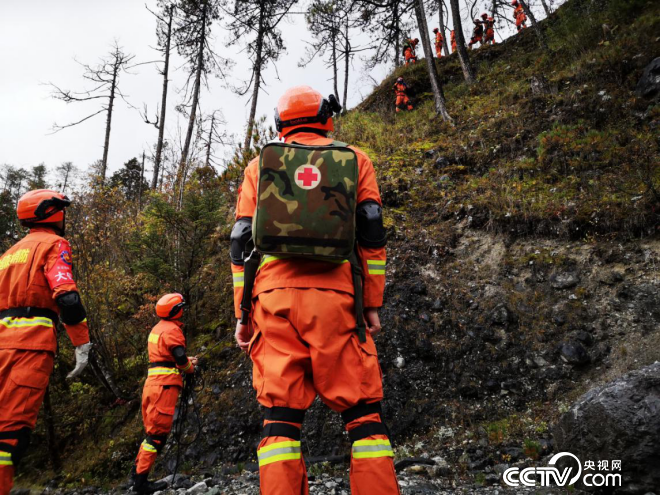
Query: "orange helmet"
156 293 186 320
481 12 488 18
17 189 71 224
274 86 342 138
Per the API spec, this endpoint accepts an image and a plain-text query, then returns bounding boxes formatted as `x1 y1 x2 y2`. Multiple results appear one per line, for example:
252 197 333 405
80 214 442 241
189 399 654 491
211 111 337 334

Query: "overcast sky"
0 0 553 181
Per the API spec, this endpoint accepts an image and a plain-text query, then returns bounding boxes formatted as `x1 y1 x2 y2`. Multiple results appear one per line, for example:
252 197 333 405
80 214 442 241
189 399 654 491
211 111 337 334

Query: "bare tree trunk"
332 29 339 99
43 388 60 470
438 0 450 56
205 113 214 168
393 1 401 68
139 151 145 209
342 15 349 111
178 3 206 199
89 349 134 400
539 0 551 17
153 6 173 189
413 0 453 122
449 0 477 84
519 0 548 48
492 0 498 20
101 58 118 180
243 3 266 153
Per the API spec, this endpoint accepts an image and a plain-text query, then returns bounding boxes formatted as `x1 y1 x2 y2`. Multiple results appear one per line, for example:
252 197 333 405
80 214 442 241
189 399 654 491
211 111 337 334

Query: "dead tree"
143 2 175 189
355 0 411 70
519 0 548 48
49 43 135 180
413 0 453 122
200 111 228 169
449 0 477 84
437 0 450 55
226 0 298 153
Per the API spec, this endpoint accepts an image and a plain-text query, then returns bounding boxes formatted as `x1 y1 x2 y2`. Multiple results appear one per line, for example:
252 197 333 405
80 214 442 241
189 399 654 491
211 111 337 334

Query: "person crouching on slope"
130 293 197 494
232 85 400 494
394 76 413 112
0 190 91 495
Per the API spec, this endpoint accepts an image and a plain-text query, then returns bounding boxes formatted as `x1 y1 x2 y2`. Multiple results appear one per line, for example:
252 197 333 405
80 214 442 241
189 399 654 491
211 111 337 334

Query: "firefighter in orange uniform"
394 76 413 112
130 293 197 494
433 28 444 58
0 190 91 495
231 85 399 494
404 38 419 66
451 30 457 52
468 18 484 49
482 13 496 45
512 0 527 31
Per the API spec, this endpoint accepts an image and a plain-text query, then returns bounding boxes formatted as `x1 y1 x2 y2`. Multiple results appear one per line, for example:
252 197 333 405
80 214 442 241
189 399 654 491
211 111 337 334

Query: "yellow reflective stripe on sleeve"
352 438 394 459
180 360 192 371
148 333 159 344
140 441 158 453
0 451 12 466
367 259 386 275
257 440 302 467
0 317 54 329
232 272 245 288
147 367 181 376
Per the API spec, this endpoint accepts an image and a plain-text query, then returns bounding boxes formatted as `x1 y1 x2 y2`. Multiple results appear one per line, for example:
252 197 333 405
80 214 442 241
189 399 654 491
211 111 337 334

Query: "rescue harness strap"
262 423 301 441
148 361 176 368
264 406 306 423
341 401 382 424
0 307 58 323
240 249 262 325
348 422 389 443
349 251 367 343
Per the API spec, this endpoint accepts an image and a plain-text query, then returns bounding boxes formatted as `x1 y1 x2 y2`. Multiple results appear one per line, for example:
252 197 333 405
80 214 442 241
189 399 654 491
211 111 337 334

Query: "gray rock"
553 362 660 493
490 303 511 326
559 341 589 365
186 481 209 495
550 272 580 289
636 57 660 99
493 463 510 475
434 156 450 168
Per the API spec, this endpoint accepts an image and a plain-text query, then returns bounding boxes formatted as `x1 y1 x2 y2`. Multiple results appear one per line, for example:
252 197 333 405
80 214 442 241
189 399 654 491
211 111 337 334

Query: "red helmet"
17 189 70 224
274 86 341 138
433 27 439 32
512 0 518 5
156 293 186 320
481 12 488 18
397 77 404 83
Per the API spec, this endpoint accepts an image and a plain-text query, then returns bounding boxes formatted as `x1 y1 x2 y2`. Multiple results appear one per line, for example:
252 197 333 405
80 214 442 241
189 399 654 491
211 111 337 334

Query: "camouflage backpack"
253 141 359 260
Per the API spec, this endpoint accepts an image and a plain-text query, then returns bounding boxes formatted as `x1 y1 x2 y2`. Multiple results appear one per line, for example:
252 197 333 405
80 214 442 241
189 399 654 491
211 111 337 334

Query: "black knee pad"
0 427 31 468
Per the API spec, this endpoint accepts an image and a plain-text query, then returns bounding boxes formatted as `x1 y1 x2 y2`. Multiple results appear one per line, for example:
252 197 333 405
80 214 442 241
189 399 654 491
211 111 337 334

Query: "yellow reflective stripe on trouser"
0 451 12 466
367 259 386 275
257 440 302 467
147 367 180 376
352 439 394 459
233 272 244 288
0 316 53 328
141 440 158 453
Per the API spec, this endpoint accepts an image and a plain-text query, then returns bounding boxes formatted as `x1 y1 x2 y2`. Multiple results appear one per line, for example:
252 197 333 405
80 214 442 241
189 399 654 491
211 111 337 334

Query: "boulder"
553 362 660 493
636 57 660 99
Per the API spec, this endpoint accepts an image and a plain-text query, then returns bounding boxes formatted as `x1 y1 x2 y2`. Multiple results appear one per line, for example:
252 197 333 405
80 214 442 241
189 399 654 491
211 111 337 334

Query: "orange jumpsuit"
514 5 527 31
134 319 194 476
231 131 398 495
404 40 417 66
450 31 457 52
394 82 413 112
434 32 444 58
483 18 495 44
469 22 484 48
0 227 89 495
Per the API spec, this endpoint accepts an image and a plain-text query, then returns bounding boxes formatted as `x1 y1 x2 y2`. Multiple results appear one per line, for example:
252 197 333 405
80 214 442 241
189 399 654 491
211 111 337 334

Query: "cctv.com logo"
503 452 622 488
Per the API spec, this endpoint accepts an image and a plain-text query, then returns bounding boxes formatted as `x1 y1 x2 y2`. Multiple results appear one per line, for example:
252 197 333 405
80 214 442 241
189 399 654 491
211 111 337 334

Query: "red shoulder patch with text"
45 240 76 290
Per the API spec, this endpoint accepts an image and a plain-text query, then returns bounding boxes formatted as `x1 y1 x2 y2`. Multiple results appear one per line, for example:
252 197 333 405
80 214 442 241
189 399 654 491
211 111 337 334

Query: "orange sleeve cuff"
358 246 386 308
177 358 194 374
65 320 90 347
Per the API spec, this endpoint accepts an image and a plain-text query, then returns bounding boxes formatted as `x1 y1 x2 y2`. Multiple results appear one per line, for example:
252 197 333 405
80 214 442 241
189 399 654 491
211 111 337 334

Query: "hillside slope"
13 0 660 492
